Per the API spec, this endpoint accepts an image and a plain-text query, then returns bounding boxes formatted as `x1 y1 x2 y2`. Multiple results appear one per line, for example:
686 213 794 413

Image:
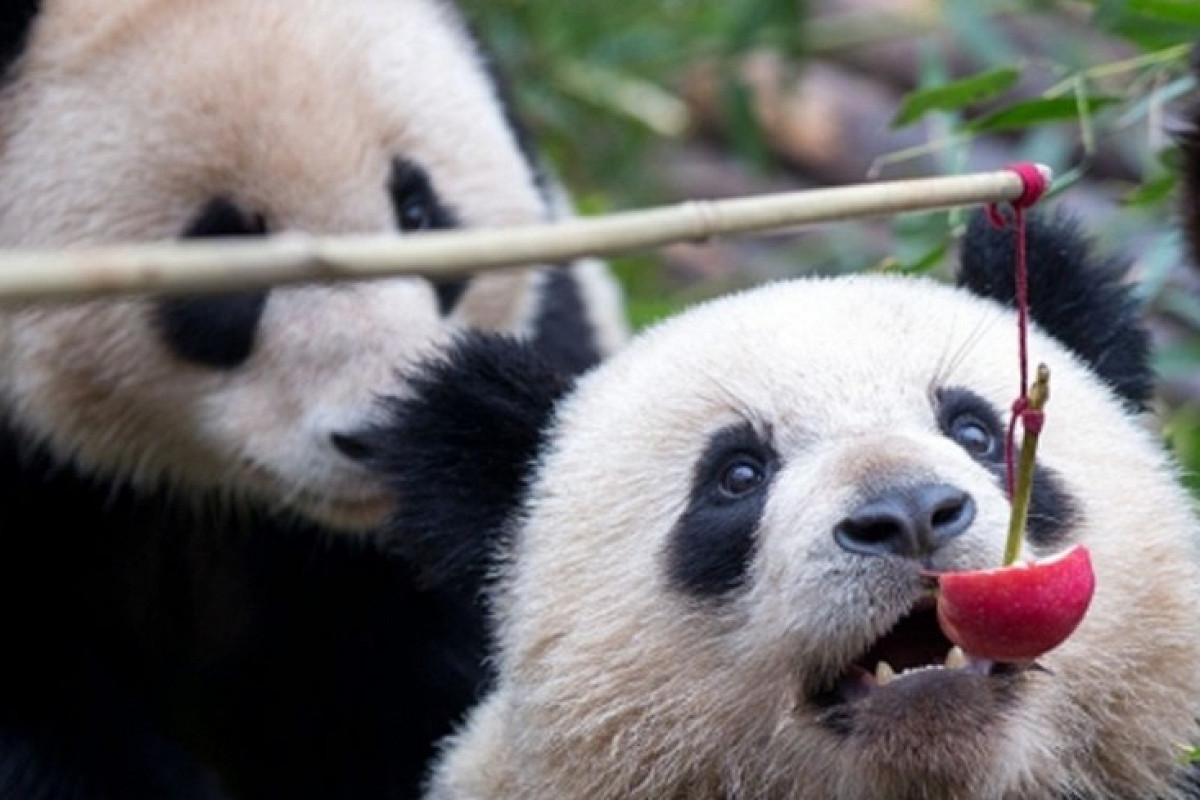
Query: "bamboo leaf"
964 96 1119 133
1127 0 1200 25
1160 145 1183 171
891 67 1021 129
720 74 775 173
898 241 950 275
1123 172 1177 208
1098 7 1200 50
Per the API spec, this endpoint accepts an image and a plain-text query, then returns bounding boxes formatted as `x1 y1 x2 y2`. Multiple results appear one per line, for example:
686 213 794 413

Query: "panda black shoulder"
0 1 40 81
370 333 575 590
957 207 1152 410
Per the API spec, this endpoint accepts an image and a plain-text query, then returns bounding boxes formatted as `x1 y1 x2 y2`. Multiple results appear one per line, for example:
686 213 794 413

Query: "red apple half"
934 543 1095 662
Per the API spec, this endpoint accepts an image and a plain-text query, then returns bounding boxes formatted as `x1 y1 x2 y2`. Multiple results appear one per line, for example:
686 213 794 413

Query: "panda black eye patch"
935 386 1079 548
667 422 778 599
155 197 269 369
389 158 466 315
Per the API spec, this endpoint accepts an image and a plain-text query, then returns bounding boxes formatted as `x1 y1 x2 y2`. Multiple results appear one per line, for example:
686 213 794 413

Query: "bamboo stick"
0 165 1050 303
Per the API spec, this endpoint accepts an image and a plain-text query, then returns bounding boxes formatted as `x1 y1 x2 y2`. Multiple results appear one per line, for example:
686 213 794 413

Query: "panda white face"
0 0 557 530
419 264 1200 798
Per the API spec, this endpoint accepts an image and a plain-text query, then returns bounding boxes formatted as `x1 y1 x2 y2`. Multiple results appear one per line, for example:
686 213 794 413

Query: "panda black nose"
330 432 373 462
833 483 975 559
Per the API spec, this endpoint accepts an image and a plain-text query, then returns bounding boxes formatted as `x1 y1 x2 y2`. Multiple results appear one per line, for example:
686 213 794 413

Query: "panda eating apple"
373 209 1200 800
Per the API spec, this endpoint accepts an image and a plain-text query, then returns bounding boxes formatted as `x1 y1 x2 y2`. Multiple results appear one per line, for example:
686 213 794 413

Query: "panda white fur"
374 210 1200 800
0 1 625 798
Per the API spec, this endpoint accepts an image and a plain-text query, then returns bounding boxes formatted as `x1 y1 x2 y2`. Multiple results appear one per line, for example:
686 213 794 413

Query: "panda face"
0 0 551 529
449 275 1200 799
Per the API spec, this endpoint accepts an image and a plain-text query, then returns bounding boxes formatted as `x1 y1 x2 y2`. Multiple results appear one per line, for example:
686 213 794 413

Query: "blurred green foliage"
462 0 1200 485
461 0 806 202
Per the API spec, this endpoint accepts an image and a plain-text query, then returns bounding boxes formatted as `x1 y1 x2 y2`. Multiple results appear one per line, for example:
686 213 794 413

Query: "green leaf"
1084 0 1200 38
719 74 775 174
964 96 1119 133
1102 11 1200 50
1127 0 1200 25
1160 144 1183 171
722 0 807 57
1123 172 1177 207
1162 407 1200 497
891 67 1021 129
897 241 950 276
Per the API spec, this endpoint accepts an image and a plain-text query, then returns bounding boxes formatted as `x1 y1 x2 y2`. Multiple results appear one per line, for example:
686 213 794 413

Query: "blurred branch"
554 61 692 137
804 2 1022 55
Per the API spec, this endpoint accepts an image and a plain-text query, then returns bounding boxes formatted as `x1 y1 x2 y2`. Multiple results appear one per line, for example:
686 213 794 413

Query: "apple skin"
935 543 1095 662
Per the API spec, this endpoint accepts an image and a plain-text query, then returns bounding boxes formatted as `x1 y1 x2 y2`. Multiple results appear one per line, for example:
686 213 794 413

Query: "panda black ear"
0 1 40 81
368 333 574 590
1176 36 1200 272
957 207 1152 410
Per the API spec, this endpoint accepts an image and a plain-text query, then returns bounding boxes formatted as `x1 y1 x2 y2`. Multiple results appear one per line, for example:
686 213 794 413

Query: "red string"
984 163 1048 498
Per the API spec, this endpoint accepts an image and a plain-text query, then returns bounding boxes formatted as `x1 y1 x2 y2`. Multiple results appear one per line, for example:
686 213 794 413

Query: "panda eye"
181 197 267 238
936 387 1004 462
949 414 996 458
397 197 433 232
390 158 456 233
718 456 766 499
669 424 777 598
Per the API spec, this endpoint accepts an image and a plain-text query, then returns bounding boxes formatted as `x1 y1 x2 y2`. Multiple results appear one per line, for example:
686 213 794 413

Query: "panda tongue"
827 605 995 705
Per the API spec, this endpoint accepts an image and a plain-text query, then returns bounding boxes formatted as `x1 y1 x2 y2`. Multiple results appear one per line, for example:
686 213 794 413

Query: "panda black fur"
1177 38 1200 284
376 209 1200 800
0 1 626 799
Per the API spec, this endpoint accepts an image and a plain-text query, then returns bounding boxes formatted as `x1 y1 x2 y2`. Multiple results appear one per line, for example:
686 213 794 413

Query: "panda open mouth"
811 597 1022 708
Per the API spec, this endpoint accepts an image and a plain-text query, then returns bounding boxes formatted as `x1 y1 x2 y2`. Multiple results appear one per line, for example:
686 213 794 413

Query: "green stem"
1003 364 1050 567
1043 43 1191 97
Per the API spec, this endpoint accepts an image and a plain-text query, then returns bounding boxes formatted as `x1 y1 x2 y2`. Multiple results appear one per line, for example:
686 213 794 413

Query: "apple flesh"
935 543 1095 662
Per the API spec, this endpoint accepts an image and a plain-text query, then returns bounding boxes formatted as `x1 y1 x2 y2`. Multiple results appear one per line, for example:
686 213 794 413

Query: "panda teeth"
944 646 967 670
872 648 969 687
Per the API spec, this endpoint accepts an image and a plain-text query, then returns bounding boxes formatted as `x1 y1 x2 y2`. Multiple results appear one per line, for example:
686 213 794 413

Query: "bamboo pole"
0 165 1050 303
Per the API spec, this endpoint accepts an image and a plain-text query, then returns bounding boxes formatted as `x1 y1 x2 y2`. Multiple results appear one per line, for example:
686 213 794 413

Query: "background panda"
374 210 1200 800
0 1 626 799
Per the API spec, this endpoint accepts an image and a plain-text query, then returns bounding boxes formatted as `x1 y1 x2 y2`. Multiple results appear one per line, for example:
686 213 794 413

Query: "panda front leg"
0 673 230 800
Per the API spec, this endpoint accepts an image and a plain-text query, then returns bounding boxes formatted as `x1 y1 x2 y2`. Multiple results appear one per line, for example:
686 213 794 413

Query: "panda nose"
833 483 975 559
330 431 373 463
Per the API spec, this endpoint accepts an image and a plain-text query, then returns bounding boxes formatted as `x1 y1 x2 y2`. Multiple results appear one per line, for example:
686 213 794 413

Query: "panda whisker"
929 307 1006 393
692 364 770 436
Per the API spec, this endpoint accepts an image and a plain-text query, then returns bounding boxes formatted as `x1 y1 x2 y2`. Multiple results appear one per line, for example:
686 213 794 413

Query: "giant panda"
0 1 626 799
372 209 1200 800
